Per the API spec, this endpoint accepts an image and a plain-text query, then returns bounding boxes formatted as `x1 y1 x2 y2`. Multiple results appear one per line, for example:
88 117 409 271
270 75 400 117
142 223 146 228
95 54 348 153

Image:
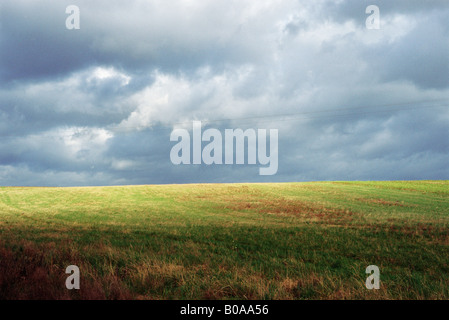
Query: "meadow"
0 181 448 299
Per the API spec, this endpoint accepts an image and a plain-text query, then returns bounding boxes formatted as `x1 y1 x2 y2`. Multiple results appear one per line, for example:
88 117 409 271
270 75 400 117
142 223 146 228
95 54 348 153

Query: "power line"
109 99 449 133
1 98 448 138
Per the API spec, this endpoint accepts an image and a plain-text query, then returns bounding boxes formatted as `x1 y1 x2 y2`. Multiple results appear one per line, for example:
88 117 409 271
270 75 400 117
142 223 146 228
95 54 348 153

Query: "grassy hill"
0 181 448 299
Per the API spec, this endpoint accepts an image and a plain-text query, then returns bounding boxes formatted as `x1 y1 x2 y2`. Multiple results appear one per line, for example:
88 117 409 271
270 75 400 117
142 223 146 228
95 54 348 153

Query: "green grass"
0 181 448 299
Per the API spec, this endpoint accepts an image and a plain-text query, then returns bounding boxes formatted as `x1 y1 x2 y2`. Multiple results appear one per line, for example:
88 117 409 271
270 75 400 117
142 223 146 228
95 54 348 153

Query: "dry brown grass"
0 241 132 300
355 197 415 207
221 195 356 222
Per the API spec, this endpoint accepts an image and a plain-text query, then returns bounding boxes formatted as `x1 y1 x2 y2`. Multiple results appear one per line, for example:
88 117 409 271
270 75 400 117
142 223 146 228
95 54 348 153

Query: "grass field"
0 181 448 300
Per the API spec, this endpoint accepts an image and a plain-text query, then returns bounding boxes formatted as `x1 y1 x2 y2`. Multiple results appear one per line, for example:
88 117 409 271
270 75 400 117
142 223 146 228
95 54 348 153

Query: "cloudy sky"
0 0 448 186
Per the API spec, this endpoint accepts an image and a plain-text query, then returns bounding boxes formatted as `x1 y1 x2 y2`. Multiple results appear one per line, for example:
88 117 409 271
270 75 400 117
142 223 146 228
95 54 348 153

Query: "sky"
0 0 448 186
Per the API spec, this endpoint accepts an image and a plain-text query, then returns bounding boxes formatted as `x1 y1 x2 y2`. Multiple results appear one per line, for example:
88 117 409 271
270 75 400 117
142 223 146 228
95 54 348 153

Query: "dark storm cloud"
0 1 91 81
0 69 135 137
0 0 262 83
0 0 448 186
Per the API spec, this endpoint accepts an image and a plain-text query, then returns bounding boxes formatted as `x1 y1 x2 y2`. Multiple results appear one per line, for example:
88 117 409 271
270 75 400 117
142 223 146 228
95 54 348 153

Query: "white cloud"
117 67 275 130
87 67 131 86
